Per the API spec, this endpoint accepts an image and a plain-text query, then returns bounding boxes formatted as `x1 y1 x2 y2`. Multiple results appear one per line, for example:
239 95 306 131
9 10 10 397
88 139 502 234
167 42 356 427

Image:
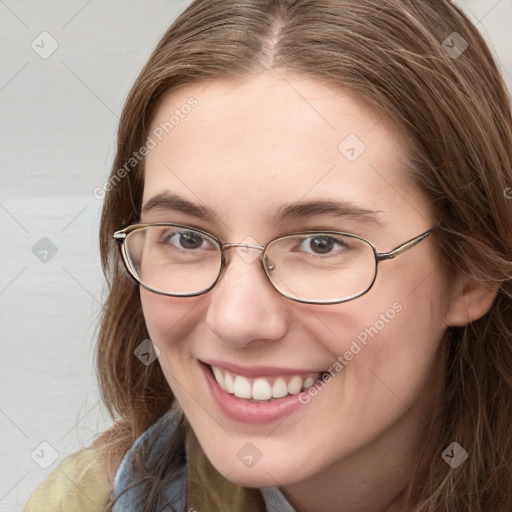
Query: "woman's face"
139 71 450 489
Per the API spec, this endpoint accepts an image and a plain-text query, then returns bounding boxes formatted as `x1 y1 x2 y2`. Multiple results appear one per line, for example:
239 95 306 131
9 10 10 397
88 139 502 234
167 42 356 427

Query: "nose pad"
263 254 276 272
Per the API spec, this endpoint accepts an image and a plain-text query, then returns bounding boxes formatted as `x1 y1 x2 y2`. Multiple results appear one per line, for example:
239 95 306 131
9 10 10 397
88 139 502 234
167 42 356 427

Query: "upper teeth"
211 365 320 401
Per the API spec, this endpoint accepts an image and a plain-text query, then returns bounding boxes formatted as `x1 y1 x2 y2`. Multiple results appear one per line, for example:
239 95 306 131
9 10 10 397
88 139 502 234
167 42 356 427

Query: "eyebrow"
272 199 384 226
141 192 384 226
142 192 214 218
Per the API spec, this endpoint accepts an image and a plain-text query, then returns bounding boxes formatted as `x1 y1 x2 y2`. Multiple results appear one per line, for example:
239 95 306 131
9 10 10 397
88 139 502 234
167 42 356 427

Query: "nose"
205 244 289 348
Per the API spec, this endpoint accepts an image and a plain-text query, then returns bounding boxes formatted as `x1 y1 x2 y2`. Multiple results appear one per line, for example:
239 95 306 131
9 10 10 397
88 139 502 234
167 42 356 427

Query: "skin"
137 70 496 512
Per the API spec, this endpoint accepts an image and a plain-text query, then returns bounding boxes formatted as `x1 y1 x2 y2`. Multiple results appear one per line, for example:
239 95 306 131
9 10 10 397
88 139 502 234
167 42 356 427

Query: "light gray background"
0 1 510 510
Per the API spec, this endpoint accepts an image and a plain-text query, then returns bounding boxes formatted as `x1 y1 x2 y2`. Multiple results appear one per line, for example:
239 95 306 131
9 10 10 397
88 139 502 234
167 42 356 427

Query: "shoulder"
25 443 114 512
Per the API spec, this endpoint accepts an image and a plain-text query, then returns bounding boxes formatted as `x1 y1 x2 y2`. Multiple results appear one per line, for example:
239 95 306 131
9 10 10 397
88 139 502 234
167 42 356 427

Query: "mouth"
206 363 327 402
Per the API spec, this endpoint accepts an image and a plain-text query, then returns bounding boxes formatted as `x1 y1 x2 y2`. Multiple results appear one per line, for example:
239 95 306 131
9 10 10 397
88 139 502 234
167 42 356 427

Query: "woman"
26 0 512 510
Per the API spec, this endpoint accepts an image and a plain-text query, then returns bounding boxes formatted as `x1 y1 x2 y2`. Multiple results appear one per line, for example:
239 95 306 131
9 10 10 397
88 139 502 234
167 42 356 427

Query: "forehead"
141 71 425 235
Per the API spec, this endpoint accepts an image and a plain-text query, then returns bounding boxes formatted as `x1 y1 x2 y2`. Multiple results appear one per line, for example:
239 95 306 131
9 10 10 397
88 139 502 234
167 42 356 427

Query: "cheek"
140 289 207 399
314 263 448 410
140 289 201 352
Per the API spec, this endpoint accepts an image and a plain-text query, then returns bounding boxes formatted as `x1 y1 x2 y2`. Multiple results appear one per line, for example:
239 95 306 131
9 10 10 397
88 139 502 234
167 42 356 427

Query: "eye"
298 235 350 255
162 229 211 251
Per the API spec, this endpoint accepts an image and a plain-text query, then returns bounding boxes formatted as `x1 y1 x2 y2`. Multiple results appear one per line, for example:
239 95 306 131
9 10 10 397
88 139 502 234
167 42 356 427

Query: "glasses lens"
123 225 222 295
265 233 376 303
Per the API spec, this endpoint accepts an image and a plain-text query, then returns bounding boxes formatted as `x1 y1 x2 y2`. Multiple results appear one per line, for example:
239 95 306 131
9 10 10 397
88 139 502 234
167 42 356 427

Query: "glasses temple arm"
376 224 439 261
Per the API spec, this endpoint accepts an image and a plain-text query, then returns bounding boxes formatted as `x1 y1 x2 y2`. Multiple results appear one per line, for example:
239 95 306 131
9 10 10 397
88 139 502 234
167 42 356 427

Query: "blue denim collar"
111 407 296 512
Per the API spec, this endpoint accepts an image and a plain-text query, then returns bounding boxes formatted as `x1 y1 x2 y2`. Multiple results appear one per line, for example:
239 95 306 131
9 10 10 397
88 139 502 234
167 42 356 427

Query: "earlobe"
444 276 499 327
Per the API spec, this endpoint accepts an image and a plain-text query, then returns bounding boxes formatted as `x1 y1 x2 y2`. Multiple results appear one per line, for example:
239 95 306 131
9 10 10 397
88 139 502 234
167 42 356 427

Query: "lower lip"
200 362 304 424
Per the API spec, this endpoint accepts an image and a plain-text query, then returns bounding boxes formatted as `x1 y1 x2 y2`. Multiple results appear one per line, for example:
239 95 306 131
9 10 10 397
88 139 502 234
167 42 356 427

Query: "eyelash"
145 220 368 243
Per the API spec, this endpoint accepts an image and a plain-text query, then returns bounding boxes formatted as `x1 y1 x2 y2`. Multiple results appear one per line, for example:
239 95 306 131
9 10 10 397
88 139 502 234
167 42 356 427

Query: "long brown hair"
96 1 512 510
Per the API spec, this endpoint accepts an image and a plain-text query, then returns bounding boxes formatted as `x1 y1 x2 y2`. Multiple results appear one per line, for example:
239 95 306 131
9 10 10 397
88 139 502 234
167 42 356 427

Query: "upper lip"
201 359 327 378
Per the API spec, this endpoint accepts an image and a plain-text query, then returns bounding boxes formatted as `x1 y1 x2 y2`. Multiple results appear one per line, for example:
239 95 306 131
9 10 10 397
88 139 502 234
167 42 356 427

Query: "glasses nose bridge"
220 241 265 262
221 242 265 252
219 242 275 270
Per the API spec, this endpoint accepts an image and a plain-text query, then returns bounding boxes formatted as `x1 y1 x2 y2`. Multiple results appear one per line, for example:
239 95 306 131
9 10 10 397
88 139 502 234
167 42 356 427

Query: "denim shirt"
111 407 296 512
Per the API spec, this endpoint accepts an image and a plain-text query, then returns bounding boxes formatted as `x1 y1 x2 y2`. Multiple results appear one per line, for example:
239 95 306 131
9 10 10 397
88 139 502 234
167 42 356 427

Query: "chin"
207 447 310 489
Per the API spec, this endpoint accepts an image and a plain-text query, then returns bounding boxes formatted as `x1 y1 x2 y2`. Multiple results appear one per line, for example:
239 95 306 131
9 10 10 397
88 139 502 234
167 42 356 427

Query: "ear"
444 275 499 327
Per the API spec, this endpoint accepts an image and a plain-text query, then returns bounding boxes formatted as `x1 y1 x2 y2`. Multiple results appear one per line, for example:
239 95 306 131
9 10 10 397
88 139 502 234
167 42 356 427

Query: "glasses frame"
113 222 439 305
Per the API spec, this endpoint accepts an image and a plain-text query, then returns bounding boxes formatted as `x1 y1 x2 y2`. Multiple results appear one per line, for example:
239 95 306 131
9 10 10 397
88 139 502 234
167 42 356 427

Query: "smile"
209 364 323 402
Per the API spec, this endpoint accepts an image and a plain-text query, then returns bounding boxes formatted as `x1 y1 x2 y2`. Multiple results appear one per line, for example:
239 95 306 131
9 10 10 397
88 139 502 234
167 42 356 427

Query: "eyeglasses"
113 223 438 305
